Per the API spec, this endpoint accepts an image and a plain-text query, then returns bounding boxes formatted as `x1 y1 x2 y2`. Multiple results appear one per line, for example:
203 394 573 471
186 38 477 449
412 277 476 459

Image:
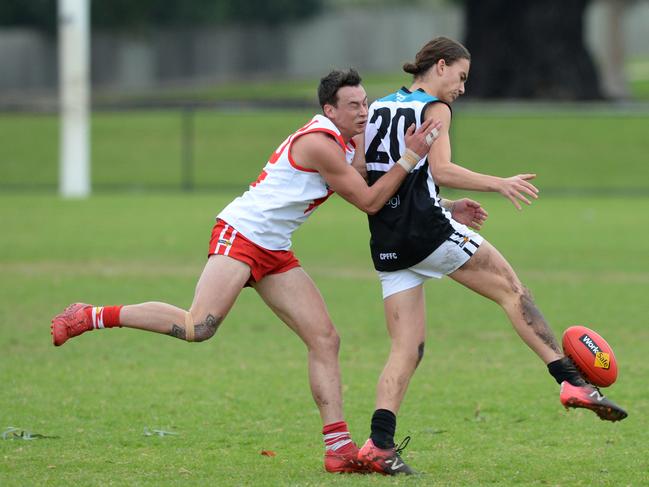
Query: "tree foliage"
0 0 56 32
463 0 602 99
0 0 323 33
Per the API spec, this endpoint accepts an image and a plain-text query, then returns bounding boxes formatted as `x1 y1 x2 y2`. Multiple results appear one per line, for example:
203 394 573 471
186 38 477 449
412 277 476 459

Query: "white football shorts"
378 220 484 299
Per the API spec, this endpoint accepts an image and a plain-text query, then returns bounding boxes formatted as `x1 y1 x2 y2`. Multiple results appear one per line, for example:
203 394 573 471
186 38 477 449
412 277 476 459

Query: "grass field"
1 107 649 486
2 108 648 193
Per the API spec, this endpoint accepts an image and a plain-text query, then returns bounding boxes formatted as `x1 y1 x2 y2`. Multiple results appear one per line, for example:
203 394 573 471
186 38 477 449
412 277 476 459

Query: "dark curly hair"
318 68 362 109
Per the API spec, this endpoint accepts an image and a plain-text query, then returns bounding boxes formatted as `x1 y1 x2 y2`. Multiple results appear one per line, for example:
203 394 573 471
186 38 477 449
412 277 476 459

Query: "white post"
59 0 90 198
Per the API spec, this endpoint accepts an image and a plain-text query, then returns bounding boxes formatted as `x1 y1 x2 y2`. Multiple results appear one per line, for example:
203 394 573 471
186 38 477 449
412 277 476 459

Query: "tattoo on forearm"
520 290 561 353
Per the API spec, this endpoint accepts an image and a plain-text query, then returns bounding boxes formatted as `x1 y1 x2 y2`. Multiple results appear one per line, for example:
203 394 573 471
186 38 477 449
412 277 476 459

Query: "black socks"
370 408 396 449
548 357 586 386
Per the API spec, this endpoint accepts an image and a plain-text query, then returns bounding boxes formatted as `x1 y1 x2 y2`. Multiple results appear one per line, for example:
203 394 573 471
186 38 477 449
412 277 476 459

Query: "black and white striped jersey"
365 87 454 271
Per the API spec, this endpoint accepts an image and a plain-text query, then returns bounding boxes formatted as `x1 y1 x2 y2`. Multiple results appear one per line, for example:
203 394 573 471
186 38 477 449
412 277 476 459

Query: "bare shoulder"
290 131 345 172
424 102 452 124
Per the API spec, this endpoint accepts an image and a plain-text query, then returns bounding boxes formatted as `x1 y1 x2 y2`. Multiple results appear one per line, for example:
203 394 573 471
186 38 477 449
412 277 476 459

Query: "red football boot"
560 381 628 422
357 437 416 475
324 442 368 474
51 303 93 346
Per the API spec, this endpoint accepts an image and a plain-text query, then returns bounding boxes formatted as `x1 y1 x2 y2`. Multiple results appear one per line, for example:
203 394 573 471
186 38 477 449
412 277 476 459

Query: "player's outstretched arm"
425 103 539 210
293 120 440 214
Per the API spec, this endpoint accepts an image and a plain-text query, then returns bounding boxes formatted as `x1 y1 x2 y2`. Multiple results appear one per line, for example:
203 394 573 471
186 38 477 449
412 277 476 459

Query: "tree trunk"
599 0 630 99
464 0 603 100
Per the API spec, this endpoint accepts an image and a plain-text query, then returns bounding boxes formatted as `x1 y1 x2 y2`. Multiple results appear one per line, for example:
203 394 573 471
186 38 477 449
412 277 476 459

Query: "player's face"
325 85 369 139
439 58 470 103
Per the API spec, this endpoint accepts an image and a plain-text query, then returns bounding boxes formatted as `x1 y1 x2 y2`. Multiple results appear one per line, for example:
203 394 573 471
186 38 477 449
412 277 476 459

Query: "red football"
562 326 618 387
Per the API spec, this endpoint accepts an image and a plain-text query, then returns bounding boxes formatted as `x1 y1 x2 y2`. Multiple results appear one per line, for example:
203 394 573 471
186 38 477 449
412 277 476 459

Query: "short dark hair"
403 37 470 78
318 68 362 109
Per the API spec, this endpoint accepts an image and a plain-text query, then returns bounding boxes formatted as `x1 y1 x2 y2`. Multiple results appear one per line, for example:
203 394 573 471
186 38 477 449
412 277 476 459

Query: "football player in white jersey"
50 69 442 474
358 37 627 475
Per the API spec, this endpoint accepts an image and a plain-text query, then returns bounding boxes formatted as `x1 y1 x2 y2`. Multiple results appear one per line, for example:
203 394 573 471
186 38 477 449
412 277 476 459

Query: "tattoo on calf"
520 290 561 353
194 314 222 342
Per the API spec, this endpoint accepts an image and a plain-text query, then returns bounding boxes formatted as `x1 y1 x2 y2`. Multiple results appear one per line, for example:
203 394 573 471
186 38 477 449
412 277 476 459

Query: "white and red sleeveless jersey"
217 114 355 251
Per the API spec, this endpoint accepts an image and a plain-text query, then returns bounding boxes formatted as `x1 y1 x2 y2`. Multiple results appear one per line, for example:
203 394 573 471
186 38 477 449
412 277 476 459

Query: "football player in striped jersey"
358 37 627 476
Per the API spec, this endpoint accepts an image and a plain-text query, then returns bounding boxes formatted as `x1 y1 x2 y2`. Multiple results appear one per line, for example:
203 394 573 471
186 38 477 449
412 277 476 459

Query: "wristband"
441 199 455 213
395 149 420 173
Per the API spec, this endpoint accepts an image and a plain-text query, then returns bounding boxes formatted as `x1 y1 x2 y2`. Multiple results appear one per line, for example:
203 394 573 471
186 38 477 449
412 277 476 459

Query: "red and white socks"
84 305 123 330
322 420 355 455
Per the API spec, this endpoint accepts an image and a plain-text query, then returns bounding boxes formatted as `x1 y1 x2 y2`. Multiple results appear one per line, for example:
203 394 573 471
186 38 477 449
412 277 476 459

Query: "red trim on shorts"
208 219 301 284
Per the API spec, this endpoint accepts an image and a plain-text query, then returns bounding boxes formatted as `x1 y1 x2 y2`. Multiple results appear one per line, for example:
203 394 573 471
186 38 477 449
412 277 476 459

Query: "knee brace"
184 311 195 342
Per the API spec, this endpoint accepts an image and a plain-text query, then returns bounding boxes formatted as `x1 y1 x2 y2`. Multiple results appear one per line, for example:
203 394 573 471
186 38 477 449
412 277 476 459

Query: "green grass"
630 79 649 99
1 106 649 484
1 192 649 486
2 108 648 192
628 58 649 100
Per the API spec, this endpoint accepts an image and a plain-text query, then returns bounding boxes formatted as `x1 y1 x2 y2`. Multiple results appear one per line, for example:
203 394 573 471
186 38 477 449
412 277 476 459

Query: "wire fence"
2 101 649 195
0 102 316 193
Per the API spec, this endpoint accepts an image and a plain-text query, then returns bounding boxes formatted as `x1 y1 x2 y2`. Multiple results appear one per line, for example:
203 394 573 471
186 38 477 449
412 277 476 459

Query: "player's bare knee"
520 286 534 301
176 310 222 342
499 275 526 309
393 342 422 370
512 285 532 307
310 326 340 356
324 329 341 355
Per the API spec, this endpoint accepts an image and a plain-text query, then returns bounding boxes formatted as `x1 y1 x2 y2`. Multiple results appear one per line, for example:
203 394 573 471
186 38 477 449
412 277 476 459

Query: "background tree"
463 0 603 99
0 0 323 33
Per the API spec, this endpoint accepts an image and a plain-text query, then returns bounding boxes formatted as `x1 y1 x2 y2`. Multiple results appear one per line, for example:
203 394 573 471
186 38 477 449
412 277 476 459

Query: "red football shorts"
208 219 301 284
